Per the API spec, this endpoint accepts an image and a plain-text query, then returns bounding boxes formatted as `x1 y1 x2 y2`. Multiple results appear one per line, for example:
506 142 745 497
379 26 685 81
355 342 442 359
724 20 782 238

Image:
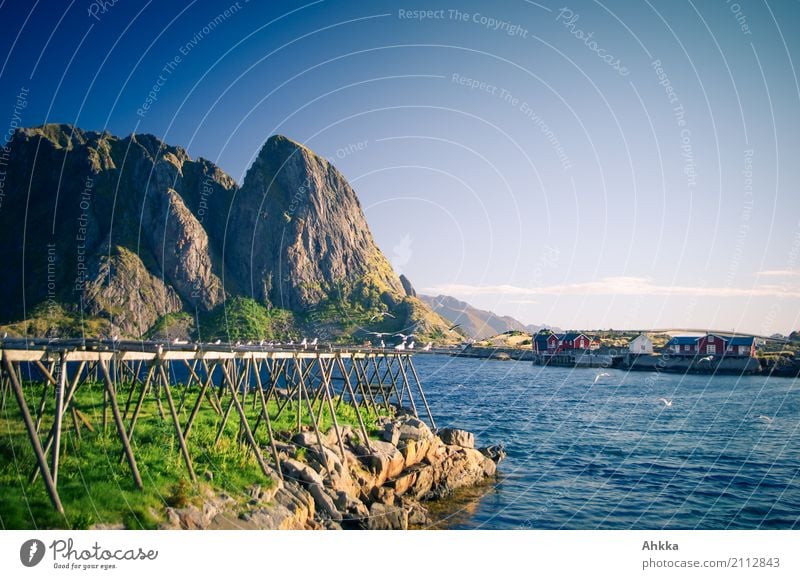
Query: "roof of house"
703 334 757 346
629 333 652 343
666 336 701 346
563 332 587 341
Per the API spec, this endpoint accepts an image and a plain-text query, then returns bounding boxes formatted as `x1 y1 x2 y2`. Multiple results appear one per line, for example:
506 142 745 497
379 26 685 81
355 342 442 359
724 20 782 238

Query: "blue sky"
1 0 799 334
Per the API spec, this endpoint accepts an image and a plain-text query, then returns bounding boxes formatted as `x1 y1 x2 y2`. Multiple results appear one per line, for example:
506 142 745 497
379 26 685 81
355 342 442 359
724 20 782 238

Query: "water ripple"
414 355 800 529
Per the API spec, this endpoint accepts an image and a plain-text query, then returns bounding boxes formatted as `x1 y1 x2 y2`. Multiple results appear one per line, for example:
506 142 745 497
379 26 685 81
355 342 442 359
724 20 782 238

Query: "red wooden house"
544 332 593 353
697 334 728 357
698 334 756 357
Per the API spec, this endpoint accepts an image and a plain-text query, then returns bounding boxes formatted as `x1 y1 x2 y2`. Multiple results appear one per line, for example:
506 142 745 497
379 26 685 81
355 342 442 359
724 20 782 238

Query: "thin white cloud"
423 276 800 299
756 269 800 277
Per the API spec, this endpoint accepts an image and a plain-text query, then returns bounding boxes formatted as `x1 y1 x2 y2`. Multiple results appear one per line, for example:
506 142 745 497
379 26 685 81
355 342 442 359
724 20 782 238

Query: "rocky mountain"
420 294 550 339
0 124 452 340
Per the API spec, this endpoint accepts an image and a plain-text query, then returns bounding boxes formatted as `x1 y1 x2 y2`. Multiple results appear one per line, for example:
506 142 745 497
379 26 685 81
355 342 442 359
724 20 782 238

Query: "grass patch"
0 378 386 529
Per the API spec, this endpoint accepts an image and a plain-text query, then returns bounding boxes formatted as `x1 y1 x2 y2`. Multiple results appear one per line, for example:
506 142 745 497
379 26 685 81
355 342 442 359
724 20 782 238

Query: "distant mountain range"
0 124 452 341
419 294 558 339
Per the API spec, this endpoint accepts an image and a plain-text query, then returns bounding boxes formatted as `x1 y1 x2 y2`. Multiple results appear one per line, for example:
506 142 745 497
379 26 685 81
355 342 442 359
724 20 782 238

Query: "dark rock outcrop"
399 274 416 298
0 124 454 340
159 414 504 531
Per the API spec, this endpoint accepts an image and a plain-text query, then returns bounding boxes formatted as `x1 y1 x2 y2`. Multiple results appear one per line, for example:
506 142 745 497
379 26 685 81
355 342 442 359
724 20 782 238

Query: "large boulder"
280 458 341 521
425 446 497 500
438 428 475 448
367 502 408 530
224 482 315 530
292 432 357 496
352 439 405 487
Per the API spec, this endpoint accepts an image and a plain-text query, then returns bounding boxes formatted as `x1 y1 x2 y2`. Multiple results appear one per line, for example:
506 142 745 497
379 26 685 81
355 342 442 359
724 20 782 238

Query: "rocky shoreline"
161 413 505 530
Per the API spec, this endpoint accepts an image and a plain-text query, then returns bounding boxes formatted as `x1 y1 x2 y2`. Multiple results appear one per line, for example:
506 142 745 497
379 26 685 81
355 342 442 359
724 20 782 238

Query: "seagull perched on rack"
369 311 396 321
407 340 415 350
394 341 406 351
380 340 385 349
300 338 308 349
287 339 294 346
423 342 433 351
213 339 222 345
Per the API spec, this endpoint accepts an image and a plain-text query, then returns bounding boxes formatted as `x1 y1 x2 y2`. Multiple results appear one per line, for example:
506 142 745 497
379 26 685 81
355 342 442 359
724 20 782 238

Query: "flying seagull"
448 324 461 331
593 372 611 384
757 415 774 424
699 355 714 362
369 311 396 321
658 398 673 407
394 333 415 340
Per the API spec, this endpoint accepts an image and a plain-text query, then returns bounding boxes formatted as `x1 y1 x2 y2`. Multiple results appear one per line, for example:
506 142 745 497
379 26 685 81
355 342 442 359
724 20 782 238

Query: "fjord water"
414 355 800 529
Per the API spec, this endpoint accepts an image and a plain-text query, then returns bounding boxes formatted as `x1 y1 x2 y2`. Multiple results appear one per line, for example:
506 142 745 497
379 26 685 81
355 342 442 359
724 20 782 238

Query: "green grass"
0 378 386 529
197 297 296 342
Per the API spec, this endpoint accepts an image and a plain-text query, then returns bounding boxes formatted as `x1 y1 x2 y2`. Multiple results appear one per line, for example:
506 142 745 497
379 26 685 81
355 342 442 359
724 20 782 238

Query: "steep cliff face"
82 246 183 336
0 125 451 340
228 135 404 311
0 125 231 334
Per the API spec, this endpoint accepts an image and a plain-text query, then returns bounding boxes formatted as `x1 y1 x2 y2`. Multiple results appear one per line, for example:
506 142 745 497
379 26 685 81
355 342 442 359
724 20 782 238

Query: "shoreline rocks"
160 413 504 530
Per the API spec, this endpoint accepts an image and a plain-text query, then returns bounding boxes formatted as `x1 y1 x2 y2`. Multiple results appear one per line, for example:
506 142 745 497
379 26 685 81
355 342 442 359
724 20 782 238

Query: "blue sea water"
412 355 800 530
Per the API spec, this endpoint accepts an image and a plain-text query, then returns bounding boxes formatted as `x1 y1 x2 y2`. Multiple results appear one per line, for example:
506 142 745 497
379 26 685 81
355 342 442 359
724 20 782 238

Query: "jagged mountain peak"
231 133 402 311
0 125 453 341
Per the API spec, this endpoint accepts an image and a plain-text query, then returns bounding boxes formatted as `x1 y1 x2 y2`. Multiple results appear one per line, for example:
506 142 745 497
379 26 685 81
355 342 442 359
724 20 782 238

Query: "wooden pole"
188 360 222 414
294 360 334 486
51 352 67 486
319 358 347 460
406 356 436 430
1 370 8 411
99 359 143 489
3 354 64 513
336 356 372 452
213 396 236 447
396 354 419 418
199 359 223 414
158 363 196 483
252 360 283 480
176 360 198 414
219 363 273 481
70 406 82 440
30 361 86 483
353 357 380 414
125 365 155 442
182 362 218 440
